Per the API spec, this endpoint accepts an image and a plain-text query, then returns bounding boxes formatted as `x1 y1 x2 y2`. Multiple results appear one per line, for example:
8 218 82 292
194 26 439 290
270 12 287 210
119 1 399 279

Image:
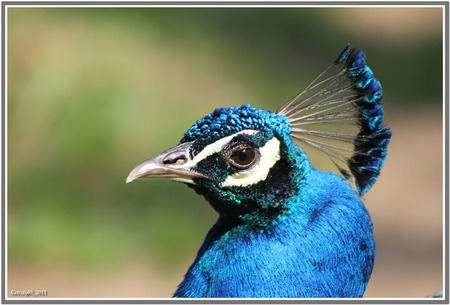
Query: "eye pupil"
237 150 248 161
231 148 256 167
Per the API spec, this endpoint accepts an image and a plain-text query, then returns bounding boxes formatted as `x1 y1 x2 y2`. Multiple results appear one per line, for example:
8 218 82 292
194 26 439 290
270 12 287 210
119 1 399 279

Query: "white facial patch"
175 130 259 172
220 137 281 188
172 129 281 188
193 130 259 164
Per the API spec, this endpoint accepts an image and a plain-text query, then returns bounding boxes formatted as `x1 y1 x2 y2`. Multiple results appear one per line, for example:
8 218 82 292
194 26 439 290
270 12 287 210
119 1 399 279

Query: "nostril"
163 152 188 165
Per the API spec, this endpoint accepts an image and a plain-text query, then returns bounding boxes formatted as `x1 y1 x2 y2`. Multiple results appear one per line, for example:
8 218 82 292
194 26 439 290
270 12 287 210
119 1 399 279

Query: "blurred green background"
7 6 443 298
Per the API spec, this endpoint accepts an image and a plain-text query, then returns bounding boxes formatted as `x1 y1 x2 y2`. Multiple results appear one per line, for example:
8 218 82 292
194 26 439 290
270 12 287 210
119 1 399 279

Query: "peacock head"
127 45 391 221
126 104 309 218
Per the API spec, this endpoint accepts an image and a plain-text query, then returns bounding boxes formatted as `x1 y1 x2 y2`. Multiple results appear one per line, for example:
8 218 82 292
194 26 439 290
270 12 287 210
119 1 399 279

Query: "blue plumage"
127 45 391 298
175 114 375 297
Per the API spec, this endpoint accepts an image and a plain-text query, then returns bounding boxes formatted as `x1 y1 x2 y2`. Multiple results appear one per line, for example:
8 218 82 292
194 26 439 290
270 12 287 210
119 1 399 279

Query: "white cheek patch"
220 137 281 188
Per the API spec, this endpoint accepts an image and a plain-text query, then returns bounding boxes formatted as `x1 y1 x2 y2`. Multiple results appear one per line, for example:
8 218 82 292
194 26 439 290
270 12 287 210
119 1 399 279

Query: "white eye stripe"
190 129 259 165
220 137 281 188
174 129 281 187
169 130 258 174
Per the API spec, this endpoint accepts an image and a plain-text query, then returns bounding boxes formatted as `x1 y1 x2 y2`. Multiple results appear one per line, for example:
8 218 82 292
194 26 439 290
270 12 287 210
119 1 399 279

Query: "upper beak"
126 141 207 184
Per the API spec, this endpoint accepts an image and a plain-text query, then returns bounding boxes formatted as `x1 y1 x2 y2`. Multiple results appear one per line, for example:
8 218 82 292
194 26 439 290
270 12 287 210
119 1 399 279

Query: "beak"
126 141 207 184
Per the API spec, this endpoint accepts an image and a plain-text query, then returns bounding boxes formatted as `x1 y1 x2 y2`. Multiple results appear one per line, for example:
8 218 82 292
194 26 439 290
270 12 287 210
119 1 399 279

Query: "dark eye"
228 147 258 169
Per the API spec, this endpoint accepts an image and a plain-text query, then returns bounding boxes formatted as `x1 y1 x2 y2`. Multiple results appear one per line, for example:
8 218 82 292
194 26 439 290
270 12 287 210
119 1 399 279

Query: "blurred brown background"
7 6 443 298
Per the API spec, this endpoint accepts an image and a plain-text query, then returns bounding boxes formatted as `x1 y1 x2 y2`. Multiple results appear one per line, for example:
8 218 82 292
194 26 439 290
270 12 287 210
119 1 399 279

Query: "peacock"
126 45 392 298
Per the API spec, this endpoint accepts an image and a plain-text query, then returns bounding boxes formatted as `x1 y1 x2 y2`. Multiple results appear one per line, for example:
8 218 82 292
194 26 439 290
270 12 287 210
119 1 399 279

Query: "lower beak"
126 141 207 184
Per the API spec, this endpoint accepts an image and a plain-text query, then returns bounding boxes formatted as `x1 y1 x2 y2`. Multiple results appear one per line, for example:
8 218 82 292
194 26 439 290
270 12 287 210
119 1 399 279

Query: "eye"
227 147 259 169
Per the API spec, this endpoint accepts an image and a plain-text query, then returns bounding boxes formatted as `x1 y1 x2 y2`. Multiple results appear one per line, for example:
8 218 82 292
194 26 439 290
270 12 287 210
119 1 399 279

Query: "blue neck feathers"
175 144 375 298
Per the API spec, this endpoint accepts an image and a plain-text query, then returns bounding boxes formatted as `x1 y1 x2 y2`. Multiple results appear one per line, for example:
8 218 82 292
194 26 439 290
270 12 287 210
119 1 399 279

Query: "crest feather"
277 44 392 195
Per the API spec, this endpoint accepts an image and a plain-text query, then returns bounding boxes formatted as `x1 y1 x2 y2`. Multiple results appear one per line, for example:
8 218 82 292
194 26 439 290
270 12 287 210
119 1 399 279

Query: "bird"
126 44 392 298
